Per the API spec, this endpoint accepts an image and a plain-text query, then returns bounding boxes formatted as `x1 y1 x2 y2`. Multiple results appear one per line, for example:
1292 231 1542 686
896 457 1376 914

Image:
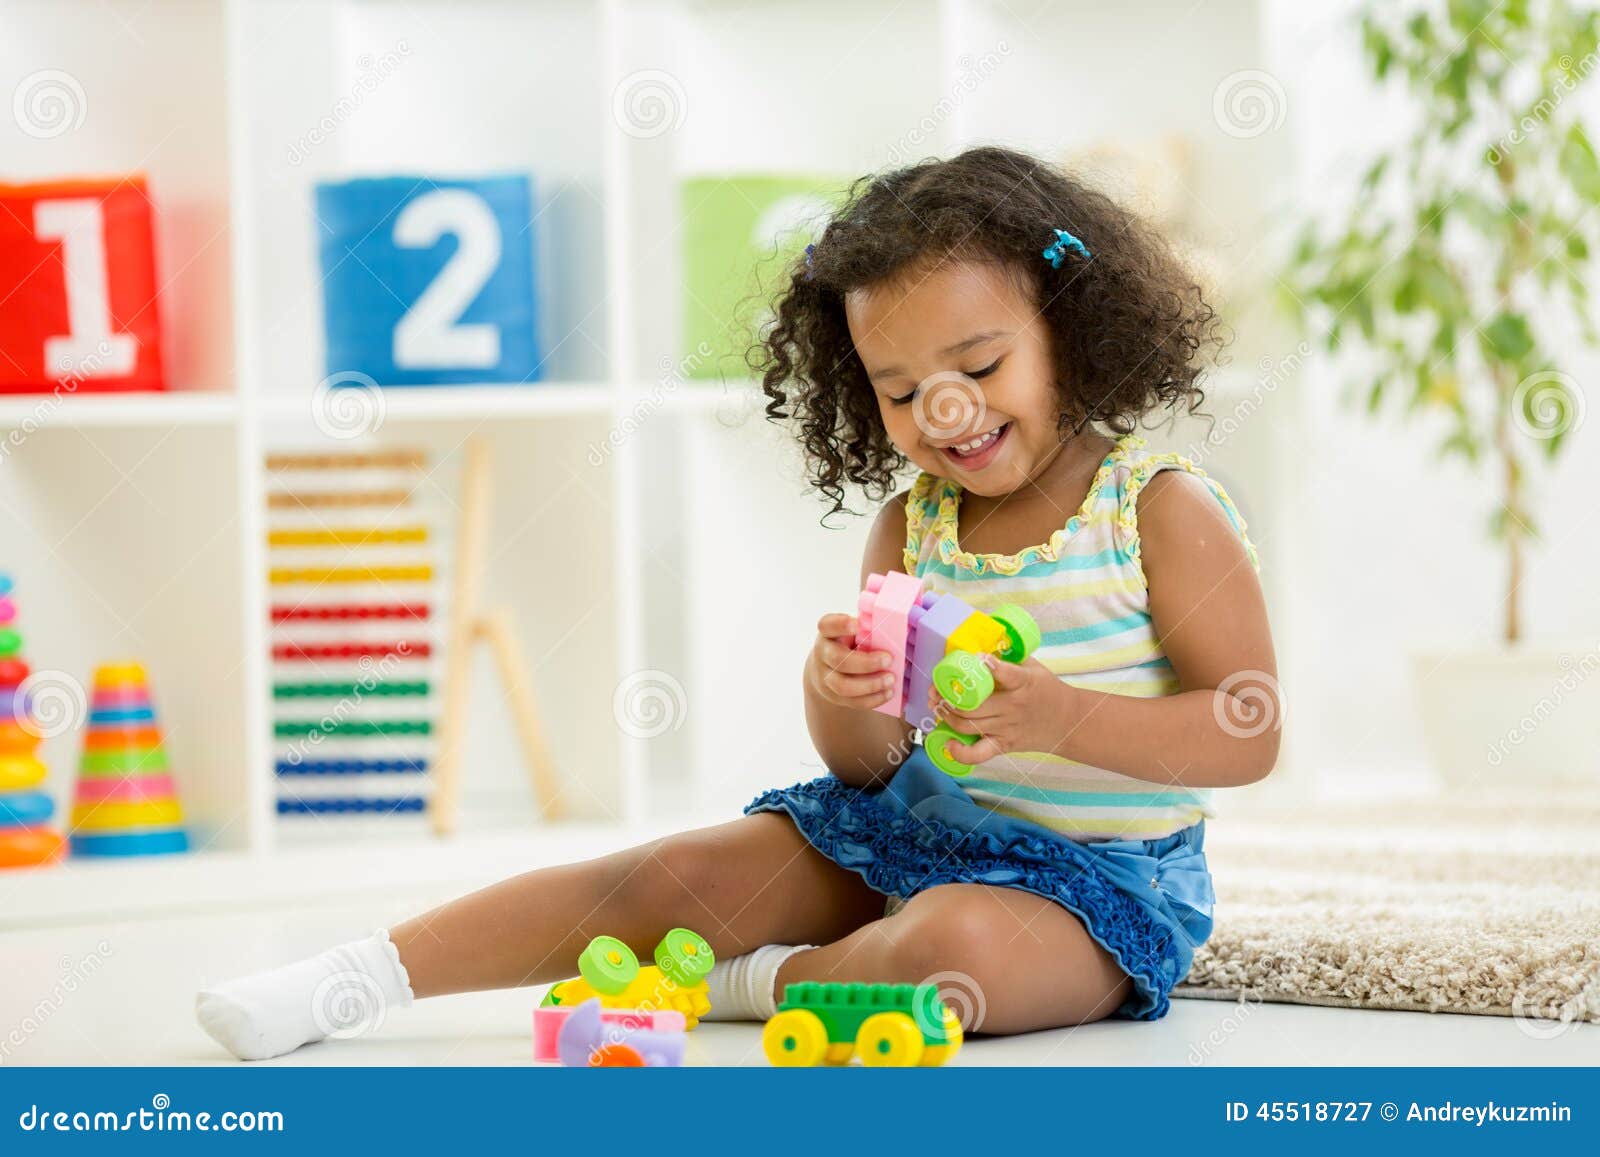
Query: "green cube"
680 174 845 381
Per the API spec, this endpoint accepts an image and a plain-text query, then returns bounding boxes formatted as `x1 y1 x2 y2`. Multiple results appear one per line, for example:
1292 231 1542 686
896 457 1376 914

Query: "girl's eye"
888 359 1001 406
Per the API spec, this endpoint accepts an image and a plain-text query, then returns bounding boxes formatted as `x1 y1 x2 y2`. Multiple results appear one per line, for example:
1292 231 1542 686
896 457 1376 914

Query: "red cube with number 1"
0 175 165 394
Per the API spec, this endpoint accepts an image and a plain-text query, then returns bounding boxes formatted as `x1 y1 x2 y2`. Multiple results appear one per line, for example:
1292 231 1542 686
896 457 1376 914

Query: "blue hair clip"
803 243 816 279
1042 229 1091 268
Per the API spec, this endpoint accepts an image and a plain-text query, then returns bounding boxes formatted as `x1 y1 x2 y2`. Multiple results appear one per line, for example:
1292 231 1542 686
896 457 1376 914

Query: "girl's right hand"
806 613 898 710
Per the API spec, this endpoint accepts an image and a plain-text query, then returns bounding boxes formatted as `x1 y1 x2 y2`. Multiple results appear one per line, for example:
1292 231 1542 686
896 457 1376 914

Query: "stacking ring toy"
70 829 188 857
89 688 153 712
71 775 176 805
0 719 40 753
0 595 14 624
0 790 54 828
83 726 162 752
0 827 65 867
78 749 169 776
70 798 183 832
0 753 46 791
93 662 148 689
0 658 29 687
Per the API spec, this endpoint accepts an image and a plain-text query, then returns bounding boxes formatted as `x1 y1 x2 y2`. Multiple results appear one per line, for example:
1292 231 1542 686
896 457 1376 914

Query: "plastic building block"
553 999 685 1067
857 577 1042 776
904 593 973 732
856 572 924 718
533 1002 687 1062
542 928 715 1029
762 982 963 1067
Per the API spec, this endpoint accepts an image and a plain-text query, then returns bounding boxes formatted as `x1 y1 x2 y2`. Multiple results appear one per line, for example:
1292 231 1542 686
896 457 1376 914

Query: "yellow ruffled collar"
908 434 1145 577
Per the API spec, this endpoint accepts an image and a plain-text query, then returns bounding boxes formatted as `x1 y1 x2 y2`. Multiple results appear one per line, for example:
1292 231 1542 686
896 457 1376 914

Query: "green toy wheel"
989 604 1041 662
654 927 714 987
578 935 639 995
925 722 977 777
933 651 993 711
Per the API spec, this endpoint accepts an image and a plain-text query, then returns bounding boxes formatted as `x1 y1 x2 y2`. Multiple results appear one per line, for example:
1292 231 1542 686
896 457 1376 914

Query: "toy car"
762 981 963 1067
541 927 714 1029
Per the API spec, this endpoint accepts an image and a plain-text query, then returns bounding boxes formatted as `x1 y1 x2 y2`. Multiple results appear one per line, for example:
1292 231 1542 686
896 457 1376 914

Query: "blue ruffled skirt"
745 745 1215 1020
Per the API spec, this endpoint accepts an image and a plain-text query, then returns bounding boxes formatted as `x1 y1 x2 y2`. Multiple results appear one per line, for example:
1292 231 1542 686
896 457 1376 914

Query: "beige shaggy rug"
1176 789 1600 1025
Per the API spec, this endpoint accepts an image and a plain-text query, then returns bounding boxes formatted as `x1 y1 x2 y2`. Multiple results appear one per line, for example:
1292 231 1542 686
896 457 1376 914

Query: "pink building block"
533 1004 687 1062
856 572 924 718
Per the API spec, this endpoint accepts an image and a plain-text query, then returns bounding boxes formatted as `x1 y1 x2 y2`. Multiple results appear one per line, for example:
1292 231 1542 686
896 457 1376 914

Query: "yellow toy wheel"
919 1008 965 1066
763 1009 830 1067
856 1012 925 1067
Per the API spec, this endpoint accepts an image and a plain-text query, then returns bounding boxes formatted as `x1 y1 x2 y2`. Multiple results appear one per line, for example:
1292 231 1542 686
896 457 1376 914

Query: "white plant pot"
1412 647 1600 790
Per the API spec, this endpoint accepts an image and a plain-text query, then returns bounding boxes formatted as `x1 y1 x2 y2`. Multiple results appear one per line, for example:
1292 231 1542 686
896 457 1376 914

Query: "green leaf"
1560 124 1600 203
1567 233 1589 261
1482 313 1535 363
1415 255 1467 316
1439 430 1480 463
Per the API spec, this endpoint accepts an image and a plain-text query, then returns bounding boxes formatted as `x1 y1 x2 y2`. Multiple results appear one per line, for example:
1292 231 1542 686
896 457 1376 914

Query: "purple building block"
904 593 978 732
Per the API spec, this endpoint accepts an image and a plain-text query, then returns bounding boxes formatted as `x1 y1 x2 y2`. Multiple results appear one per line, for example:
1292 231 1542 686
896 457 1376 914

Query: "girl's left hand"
930 655 1074 767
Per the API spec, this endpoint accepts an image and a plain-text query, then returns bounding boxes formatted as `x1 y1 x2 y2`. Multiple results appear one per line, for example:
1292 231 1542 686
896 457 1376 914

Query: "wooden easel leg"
430 438 492 836
473 609 565 821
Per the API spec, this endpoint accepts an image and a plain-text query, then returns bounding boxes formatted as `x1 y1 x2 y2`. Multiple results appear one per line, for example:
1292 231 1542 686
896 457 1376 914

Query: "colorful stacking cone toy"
0 573 66 869
70 661 189 857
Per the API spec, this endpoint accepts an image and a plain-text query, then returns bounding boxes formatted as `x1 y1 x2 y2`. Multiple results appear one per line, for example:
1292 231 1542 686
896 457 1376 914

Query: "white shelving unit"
0 0 1283 924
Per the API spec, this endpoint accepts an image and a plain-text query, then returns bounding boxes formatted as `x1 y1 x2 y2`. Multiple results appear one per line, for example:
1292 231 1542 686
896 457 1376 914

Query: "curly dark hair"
748 145 1224 518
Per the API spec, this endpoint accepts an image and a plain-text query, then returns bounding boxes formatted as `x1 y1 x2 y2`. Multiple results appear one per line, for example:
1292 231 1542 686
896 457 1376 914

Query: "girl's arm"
803 494 918 788
938 470 1282 788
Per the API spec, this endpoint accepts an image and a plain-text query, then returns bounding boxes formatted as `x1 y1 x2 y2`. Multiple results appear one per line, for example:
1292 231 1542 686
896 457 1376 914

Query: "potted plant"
1282 0 1600 788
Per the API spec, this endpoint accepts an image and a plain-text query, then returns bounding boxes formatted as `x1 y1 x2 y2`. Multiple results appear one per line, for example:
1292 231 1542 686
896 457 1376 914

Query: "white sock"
702 943 812 1021
196 929 414 1061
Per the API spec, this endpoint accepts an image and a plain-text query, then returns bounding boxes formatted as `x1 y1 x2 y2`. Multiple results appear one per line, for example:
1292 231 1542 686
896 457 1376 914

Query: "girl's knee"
879 890 1011 989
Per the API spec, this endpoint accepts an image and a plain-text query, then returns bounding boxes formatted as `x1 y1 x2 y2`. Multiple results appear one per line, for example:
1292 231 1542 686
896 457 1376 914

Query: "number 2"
391 189 502 371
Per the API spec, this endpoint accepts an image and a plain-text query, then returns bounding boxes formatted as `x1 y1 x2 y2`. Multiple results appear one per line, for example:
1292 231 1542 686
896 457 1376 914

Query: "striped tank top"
902 434 1259 842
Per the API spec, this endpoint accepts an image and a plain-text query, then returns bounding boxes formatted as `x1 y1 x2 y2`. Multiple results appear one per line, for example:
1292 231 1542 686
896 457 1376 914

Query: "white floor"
2 899 1595 1067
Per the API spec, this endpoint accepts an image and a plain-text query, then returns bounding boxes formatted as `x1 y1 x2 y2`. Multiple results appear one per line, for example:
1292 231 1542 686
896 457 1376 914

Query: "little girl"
198 145 1279 1060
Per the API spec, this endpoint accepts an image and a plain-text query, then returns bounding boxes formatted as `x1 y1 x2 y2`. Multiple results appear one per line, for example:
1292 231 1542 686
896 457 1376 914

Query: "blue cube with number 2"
316 174 541 386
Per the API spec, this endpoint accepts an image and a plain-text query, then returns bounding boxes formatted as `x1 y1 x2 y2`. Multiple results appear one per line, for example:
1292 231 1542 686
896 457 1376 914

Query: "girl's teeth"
953 427 1001 453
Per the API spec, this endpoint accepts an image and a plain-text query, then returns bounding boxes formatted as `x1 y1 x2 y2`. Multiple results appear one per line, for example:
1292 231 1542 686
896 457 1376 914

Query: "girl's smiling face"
844 258 1066 498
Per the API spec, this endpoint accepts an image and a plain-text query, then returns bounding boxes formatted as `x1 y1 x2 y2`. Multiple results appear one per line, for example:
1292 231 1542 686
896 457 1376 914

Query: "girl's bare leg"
774 882 1133 1033
198 813 885 1059
393 812 886 997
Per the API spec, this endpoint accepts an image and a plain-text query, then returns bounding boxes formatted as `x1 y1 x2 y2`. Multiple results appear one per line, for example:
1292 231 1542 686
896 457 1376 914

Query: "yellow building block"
944 612 1010 658
546 966 712 1029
